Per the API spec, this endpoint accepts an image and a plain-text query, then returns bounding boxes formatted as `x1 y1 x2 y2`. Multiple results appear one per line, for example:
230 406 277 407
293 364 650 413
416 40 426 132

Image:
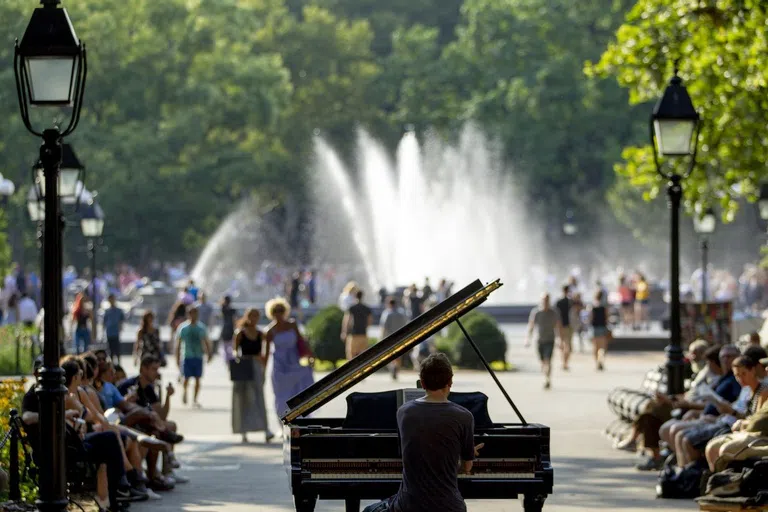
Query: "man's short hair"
387 297 397 307
355 290 364 300
419 353 454 391
705 345 722 367
743 345 768 365
562 285 569 295
140 355 161 369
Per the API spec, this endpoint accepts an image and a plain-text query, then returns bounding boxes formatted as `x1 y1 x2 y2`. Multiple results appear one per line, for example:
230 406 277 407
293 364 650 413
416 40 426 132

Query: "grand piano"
281 279 553 512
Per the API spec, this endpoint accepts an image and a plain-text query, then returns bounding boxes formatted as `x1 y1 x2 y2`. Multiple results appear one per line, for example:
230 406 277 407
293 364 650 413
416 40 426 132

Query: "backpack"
657 461 708 499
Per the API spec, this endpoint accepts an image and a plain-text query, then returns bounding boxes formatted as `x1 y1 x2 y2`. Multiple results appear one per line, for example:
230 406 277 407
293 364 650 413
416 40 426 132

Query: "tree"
587 0 768 221
442 0 644 231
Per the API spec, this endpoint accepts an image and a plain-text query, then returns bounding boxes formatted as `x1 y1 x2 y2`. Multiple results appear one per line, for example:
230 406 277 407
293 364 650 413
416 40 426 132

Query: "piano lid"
280 278 502 423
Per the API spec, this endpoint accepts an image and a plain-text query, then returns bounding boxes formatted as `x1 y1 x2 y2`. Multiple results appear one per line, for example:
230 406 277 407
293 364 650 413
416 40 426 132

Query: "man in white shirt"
18 293 38 327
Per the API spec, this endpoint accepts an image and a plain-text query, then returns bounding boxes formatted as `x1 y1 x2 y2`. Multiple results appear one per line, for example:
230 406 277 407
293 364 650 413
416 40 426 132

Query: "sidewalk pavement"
122 326 695 512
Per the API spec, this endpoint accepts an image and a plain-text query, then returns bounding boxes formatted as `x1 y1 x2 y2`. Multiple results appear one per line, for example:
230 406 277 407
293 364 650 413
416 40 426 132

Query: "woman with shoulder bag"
231 308 273 444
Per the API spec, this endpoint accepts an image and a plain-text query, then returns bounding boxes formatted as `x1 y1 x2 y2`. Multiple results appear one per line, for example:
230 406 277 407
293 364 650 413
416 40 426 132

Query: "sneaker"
543 380 551 390
117 486 148 502
614 438 637 452
148 477 175 492
167 452 182 469
635 456 663 471
169 471 190 484
145 488 163 500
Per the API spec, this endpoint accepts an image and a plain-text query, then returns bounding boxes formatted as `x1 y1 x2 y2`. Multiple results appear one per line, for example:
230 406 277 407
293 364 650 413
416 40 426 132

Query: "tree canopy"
0 0 763 272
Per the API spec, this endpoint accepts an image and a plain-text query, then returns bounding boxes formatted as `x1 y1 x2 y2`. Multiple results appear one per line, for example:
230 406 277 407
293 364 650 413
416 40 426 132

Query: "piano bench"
696 496 768 512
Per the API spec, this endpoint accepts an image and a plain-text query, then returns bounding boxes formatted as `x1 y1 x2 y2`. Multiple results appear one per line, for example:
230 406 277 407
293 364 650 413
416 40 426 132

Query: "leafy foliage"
2 0 761 269
437 312 507 369
305 305 345 362
588 0 768 221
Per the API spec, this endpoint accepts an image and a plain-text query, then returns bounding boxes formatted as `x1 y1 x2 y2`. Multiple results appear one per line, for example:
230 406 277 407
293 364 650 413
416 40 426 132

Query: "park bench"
605 365 669 441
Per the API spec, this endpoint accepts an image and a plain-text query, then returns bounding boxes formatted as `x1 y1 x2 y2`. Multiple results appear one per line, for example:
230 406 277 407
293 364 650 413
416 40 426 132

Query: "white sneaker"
170 471 190 484
145 488 163 500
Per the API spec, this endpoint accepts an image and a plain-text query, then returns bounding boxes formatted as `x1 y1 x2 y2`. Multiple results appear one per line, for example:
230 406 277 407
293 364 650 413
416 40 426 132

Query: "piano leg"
523 494 547 512
345 498 360 512
293 493 317 512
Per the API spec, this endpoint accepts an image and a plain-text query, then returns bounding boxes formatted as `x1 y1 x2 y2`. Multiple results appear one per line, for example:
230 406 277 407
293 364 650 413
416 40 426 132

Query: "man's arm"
21 411 38 425
525 310 536 347
175 329 183 367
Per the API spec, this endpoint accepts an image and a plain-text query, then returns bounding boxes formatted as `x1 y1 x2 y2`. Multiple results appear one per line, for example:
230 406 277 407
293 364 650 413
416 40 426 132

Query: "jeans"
83 431 125 507
75 327 91 354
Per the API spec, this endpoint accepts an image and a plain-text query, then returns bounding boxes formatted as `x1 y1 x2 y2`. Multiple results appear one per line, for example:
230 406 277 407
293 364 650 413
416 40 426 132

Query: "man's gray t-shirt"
529 307 558 343
392 400 475 512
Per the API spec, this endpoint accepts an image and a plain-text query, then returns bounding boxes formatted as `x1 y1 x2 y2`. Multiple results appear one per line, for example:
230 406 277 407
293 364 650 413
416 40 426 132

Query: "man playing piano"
363 353 484 512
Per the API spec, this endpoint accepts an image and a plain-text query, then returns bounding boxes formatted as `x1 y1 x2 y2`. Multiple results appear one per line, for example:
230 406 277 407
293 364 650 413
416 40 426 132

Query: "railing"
0 409 29 501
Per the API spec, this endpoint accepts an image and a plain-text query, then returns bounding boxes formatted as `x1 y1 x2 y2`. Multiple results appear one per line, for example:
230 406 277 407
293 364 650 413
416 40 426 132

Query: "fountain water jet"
312 125 545 303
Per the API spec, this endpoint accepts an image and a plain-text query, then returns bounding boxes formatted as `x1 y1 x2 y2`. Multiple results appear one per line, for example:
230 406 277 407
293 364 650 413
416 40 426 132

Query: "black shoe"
117 486 149 502
635 456 663 471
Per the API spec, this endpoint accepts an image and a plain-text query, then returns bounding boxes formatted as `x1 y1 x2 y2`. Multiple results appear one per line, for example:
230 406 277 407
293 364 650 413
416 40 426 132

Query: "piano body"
281 279 554 512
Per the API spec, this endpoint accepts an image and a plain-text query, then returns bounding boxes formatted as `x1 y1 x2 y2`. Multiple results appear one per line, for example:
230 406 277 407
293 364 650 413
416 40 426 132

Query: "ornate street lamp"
80 200 104 340
33 144 85 203
14 0 87 509
650 62 700 396
693 207 716 303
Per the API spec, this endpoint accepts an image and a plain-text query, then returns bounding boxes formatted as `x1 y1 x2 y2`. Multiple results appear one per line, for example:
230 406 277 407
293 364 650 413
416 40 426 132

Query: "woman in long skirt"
265 297 314 423
232 308 273 443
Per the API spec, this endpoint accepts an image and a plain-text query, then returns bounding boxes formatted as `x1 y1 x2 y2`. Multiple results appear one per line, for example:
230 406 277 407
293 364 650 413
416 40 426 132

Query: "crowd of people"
609 333 768 501
22 351 185 511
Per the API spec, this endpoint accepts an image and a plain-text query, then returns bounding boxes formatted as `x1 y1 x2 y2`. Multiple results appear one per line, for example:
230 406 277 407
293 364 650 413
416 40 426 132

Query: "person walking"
554 285 573 371
71 291 92 354
231 308 273 444
103 294 125 365
134 311 164 366
589 290 611 371
174 306 212 407
219 295 237 361
341 290 373 360
18 293 38 328
265 297 314 424
525 293 561 390
380 298 408 380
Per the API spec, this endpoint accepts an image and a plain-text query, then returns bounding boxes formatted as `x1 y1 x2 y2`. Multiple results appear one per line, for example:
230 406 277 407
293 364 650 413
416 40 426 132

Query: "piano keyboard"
309 473 536 480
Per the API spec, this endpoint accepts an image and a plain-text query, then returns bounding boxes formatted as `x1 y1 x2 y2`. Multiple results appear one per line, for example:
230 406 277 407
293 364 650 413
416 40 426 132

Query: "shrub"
0 326 38 377
434 336 459 365
456 312 507 369
0 378 36 503
305 305 346 363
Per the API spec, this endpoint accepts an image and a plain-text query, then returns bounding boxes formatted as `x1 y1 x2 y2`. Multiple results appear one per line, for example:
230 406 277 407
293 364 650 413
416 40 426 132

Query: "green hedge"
0 326 38 377
435 312 507 369
305 305 346 363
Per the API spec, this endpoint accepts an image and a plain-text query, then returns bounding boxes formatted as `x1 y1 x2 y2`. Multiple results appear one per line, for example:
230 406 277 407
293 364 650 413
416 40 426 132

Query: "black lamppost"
13 1 87 509
80 201 104 340
693 207 716 302
650 63 700 396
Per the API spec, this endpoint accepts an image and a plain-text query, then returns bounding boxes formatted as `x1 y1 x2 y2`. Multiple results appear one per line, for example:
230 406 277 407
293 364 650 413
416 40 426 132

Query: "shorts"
107 335 121 355
684 422 731 450
537 341 555 362
593 326 610 338
183 357 204 379
345 334 369 360
558 326 572 349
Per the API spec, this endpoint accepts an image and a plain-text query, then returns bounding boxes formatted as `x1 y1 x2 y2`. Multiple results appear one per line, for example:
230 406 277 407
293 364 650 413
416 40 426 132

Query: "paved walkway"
122 326 694 511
